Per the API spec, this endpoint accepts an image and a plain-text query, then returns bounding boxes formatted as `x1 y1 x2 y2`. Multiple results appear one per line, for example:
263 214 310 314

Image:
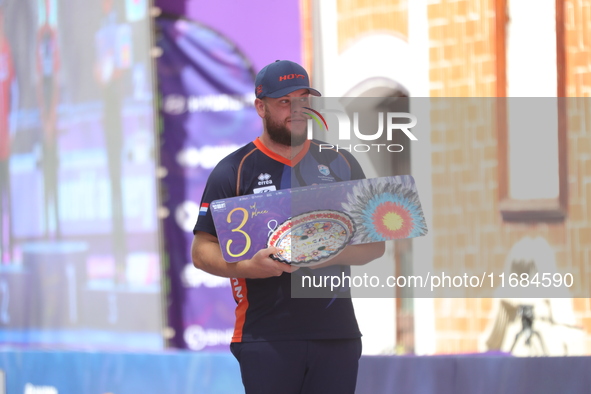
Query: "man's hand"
191 231 298 279
235 246 299 279
308 241 385 270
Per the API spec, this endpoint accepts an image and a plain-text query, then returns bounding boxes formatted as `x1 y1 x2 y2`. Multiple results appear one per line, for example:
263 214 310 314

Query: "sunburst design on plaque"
342 177 427 244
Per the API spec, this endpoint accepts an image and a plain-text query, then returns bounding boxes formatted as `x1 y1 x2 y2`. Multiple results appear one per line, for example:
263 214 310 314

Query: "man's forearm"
191 232 244 278
311 241 385 270
191 231 297 279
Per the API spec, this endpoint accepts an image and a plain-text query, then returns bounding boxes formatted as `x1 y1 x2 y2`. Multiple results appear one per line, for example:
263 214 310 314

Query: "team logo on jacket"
258 173 273 185
318 165 330 176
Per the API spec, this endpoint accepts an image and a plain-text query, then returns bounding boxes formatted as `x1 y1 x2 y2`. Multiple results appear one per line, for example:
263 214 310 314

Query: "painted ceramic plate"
267 210 355 266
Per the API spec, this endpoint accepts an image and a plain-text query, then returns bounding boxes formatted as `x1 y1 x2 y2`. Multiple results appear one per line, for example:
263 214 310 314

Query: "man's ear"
255 98 266 118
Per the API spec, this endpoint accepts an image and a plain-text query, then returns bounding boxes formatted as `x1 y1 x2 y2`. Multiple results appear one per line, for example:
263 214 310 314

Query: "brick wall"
337 0 408 53
428 0 496 97
428 0 591 354
565 0 591 343
429 0 501 354
320 0 591 354
429 96 501 353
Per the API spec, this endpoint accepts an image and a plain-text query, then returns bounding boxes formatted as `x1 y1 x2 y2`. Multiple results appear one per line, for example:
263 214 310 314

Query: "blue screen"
0 0 164 350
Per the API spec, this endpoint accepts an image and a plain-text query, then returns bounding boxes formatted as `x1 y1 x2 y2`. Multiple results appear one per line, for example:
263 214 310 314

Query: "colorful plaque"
210 175 428 265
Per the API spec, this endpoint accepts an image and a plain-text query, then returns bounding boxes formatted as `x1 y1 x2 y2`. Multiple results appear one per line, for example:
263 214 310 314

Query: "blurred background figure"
481 236 584 356
36 0 61 239
0 1 18 263
95 0 127 283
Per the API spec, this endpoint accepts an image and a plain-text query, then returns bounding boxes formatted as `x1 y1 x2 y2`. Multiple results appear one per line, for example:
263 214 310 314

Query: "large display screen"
0 0 164 349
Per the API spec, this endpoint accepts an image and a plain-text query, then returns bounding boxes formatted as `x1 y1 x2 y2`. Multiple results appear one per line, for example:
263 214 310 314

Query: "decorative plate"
267 210 355 266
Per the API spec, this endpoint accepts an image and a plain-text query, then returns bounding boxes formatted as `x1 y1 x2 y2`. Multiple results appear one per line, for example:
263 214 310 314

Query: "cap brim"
263 86 322 98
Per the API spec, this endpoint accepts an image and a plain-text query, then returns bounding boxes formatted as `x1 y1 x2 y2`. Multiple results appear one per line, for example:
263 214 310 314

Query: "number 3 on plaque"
226 207 252 258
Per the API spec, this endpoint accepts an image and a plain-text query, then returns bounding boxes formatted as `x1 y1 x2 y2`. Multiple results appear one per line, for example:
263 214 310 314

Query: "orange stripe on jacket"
231 277 248 342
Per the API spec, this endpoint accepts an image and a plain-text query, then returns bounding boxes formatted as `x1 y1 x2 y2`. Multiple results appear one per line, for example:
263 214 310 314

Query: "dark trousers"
231 338 362 394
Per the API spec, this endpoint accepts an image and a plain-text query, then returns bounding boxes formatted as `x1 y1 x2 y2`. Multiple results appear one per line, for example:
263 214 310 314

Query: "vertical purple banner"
156 16 260 350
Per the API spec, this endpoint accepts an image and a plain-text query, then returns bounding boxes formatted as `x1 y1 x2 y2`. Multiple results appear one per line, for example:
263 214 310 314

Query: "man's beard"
265 113 307 147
